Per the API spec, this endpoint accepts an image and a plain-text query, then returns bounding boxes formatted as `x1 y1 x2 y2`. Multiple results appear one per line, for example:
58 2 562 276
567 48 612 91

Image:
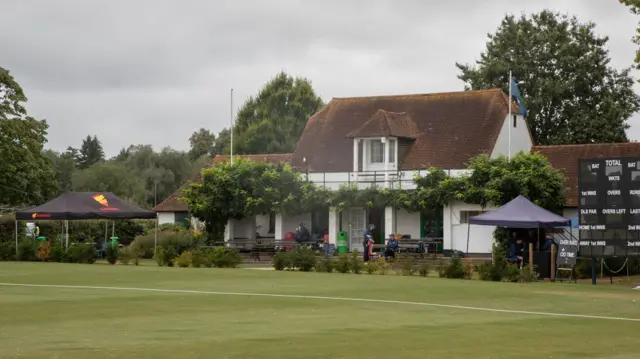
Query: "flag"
509 78 528 118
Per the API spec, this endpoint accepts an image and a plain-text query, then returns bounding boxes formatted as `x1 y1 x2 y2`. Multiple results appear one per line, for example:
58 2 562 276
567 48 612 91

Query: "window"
370 140 384 163
388 139 396 163
460 210 485 224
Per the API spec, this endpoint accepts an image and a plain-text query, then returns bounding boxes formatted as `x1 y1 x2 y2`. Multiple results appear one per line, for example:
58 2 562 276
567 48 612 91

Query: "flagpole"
230 88 234 165
508 71 512 160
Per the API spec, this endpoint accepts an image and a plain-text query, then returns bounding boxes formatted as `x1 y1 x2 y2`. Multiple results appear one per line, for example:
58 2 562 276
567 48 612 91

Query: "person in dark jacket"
385 233 398 260
363 224 375 261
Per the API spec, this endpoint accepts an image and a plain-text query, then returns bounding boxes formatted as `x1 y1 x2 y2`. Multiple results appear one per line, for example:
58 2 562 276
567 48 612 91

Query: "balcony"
305 169 471 190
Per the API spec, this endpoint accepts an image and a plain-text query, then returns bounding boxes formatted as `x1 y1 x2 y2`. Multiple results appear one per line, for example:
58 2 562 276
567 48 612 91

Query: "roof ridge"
332 88 502 101
533 143 640 150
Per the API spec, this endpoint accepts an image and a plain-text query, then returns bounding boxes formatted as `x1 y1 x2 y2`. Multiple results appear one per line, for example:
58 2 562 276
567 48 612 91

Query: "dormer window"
370 140 384 163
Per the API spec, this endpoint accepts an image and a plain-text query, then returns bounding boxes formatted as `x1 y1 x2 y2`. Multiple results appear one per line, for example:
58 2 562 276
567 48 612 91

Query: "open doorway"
368 206 384 244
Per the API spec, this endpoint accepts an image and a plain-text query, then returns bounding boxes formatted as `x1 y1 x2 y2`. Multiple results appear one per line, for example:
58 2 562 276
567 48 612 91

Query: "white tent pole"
111 221 115 238
104 221 108 243
465 223 471 254
14 219 18 256
154 214 159 255
65 220 69 249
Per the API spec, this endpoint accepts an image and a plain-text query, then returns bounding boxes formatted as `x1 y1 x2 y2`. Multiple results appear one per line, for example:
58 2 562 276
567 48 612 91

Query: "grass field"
0 262 639 359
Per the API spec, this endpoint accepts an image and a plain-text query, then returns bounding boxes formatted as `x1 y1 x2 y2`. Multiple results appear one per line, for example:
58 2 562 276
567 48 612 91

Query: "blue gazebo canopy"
468 195 570 229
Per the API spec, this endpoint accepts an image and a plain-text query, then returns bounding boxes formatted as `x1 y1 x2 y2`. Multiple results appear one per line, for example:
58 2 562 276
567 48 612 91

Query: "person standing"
363 224 375 262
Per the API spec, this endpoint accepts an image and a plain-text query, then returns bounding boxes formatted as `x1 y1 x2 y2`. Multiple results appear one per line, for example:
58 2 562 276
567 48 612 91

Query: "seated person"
294 222 311 243
385 233 398 260
541 234 556 251
508 238 524 264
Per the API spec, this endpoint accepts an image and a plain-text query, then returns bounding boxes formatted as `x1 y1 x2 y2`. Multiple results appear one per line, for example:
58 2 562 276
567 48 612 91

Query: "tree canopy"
0 66 57 207
231 71 324 154
620 0 640 69
456 10 640 146
188 128 216 161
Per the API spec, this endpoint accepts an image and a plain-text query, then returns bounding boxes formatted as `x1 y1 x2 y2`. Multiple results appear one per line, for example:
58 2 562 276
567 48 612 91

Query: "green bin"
110 237 119 248
337 231 348 254
36 236 47 241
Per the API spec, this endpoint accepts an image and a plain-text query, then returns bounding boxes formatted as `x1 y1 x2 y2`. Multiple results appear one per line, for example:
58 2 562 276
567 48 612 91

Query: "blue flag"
509 78 528 118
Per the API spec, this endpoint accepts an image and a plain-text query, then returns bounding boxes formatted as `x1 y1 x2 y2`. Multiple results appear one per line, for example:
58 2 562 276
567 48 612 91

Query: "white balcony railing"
305 169 471 190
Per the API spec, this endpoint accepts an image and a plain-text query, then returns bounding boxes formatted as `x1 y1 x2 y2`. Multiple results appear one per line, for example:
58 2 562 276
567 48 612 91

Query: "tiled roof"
533 143 640 207
347 109 419 139
152 153 292 213
292 89 513 172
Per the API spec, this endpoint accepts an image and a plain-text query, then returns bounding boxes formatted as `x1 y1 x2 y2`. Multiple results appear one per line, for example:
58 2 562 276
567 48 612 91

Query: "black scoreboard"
578 157 640 257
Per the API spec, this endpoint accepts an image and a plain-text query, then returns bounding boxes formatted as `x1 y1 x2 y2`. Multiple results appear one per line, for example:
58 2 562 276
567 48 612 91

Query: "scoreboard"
578 157 640 257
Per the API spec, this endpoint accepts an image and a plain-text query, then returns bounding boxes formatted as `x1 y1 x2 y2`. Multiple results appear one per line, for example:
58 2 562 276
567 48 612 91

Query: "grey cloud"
0 0 638 155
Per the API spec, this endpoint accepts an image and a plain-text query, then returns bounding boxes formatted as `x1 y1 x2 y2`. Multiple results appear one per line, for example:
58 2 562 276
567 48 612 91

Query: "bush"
0 242 15 261
37 241 51 261
365 261 377 274
105 245 118 265
67 243 97 264
418 261 430 277
350 250 363 274
130 230 194 259
439 255 468 279
191 250 205 268
401 257 417 276
17 241 38 261
163 246 177 267
502 263 521 282
207 247 243 268
292 247 316 272
0 214 25 242
375 257 391 275
477 261 502 281
176 251 193 268
118 246 137 265
155 245 166 266
315 255 334 273
336 254 351 273
518 265 539 283
273 251 290 271
50 243 67 262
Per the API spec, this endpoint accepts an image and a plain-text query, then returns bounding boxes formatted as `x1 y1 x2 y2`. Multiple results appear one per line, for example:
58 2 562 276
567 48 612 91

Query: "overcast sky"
1 0 638 156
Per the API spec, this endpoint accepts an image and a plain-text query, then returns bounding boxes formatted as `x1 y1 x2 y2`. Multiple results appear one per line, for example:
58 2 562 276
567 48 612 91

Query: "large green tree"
456 10 640 145
0 66 56 206
230 71 324 154
71 135 105 169
188 128 216 161
43 149 76 194
75 144 194 207
620 0 640 69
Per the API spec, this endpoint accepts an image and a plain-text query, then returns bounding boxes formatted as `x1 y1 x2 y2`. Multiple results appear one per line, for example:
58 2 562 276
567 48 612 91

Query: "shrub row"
154 246 242 268
0 241 97 264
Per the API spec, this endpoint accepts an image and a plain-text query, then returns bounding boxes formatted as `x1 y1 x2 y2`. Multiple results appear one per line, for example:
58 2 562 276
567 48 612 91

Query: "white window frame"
388 139 396 163
370 140 384 164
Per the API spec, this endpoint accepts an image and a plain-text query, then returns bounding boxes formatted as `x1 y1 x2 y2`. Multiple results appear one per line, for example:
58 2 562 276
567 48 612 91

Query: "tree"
188 128 216 161
73 135 105 169
43 149 76 194
212 128 230 155
620 0 640 69
0 65 57 206
231 71 324 154
183 158 313 240
72 161 147 205
456 10 640 145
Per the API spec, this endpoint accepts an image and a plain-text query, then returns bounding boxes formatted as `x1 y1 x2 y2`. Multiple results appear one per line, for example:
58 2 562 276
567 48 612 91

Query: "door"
348 207 366 250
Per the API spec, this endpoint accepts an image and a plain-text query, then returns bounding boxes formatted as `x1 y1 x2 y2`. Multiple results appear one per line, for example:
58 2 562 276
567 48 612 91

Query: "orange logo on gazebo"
92 194 109 207
92 194 119 211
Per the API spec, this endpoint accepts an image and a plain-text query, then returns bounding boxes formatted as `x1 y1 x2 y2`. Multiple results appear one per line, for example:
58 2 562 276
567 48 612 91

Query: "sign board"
578 158 640 256
556 238 579 265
